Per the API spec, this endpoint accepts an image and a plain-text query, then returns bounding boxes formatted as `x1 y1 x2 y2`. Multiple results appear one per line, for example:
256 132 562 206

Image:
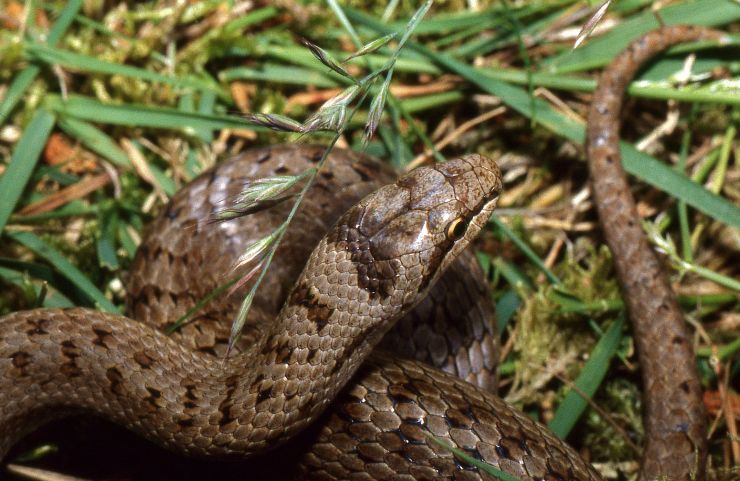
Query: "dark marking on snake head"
494 444 510 459
307 305 332 330
327 226 395 300
417 248 446 292
275 343 293 364
444 408 472 429
519 437 532 456
249 374 266 393
402 382 422 396
257 384 271 405
198 345 218 356
288 282 334 331
26 318 50 336
218 375 240 426
61 340 79 360
177 418 195 429
106 367 124 395
60 341 81 374
134 351 155 369
92 327 113 349
145 387 162 410
308 347 321 363
275 165 289 174
543 464 568 481
184 383 197 401
11 351 31 373
60 359 82 377
388 384 416 404
679 381 690 393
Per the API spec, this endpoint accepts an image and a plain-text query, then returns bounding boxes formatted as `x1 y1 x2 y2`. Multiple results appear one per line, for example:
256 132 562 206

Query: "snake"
0 25 727 481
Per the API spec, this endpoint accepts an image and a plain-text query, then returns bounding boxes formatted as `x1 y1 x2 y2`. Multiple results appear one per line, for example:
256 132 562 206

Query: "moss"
585 379 643 462
508 240 622 404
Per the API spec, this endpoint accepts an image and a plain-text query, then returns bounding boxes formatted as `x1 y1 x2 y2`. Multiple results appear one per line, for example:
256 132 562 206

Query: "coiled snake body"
0 26 725 481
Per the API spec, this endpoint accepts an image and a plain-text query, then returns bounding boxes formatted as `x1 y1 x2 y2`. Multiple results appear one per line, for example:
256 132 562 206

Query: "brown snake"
0 26 728 481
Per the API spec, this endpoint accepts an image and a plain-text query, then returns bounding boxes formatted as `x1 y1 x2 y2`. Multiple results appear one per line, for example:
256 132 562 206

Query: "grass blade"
345 8 740 227
548 314 624 438
58 117 131 167
549 0 740 73
46 0 84 45
490 216 560 285
0 0 83 124
0 67 40 125
220 64 338 87
425 434 524 481
0 109 56 232
0 266 73 308
5 231 118 313
96 207 119 270
45 95 263 132
26 43 228 99
496 289 521 333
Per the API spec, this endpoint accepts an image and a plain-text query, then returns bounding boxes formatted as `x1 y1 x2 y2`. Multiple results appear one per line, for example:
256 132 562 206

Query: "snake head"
327 154 502 313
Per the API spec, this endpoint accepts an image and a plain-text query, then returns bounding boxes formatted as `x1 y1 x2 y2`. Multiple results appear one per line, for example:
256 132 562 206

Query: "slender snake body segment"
0 26 726 481
587 26 726 481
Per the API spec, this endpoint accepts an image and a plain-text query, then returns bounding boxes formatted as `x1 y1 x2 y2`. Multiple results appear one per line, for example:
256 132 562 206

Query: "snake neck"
237 156 506 443
243 222 426 427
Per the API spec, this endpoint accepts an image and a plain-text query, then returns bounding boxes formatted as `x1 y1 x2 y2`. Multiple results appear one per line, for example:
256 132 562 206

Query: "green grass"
0 1 738 478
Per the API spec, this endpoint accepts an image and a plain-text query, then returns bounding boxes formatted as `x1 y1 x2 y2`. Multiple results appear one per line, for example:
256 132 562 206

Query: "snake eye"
446 217 467 240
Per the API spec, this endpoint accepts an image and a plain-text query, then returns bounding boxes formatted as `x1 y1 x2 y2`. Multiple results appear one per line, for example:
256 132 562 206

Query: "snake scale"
0 26 727 481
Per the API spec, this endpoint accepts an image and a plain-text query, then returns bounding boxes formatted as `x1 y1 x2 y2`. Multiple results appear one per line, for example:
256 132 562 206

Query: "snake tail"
587 25 726 481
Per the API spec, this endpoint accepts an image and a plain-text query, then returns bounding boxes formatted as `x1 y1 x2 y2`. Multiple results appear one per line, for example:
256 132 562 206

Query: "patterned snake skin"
587 26 726 481
1 148 606 481
0 26 726 481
